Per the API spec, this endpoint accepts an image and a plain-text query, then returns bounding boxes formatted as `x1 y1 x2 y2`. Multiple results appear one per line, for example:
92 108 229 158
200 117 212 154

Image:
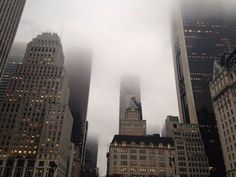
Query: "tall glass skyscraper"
0 0 26 77
171 1 236 176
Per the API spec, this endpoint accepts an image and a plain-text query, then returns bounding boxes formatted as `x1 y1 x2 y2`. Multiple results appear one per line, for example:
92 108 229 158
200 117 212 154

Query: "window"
159 169 166 175
159 162 166 167
140 168 147 173
140 149 146 154
130 155 137 160
130 168 137 173
130 149 137 153
149 162 156 167
159 156 165 161
130 161 137 166
121 148 128 153
140 156 146 160
140 162 147 167
149 149 156 154
149 156 156 161
113 161 117 166
149 169 156 174
121 155 127 159
121 141 126 146
120 161 127 166
120 167 127 172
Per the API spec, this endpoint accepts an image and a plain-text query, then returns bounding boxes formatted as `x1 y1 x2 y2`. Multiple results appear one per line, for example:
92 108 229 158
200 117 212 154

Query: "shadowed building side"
210 50 236 177
171 1 236 176
0 43 26 103
0 0 27 77
66 49 92 174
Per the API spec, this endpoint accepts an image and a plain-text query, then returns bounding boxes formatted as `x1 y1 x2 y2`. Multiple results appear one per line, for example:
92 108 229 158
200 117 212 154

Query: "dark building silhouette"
66 49 92 166
82 136 99 177
0 0 26 77
172 1 236 176
0 43 26 102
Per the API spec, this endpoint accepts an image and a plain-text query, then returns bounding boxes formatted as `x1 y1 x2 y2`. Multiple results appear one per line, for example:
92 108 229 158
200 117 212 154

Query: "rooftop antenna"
60 21 64 41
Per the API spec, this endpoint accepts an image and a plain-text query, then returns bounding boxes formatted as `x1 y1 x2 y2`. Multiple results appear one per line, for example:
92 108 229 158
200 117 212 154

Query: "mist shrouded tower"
0 33 73 177
119 75 146 136
66 49 92 167
0 0 26 77
171 1 236 176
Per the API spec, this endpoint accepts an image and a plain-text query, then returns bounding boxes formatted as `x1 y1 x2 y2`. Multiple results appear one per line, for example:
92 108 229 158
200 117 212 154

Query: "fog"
13 0 235 175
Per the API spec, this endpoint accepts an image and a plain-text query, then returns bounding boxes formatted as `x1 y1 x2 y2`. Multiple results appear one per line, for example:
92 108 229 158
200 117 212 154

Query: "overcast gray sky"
15 0 179 175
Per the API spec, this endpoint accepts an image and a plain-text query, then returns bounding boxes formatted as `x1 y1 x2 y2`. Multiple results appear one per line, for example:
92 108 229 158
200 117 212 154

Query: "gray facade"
0 43 26 102
119 76 141 120
0 0 26 77
119 76 145 135
0 33 73 177
120 108 146 136
210 50 236 177
66 49 92 166
165 116 210 177
107 135 175 177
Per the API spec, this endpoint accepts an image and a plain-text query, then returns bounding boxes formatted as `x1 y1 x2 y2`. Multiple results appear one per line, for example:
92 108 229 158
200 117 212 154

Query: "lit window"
149 169 156 174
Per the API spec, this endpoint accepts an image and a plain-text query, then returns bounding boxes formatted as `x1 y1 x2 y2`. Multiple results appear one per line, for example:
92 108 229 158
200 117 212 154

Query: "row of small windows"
113 167 168 174
114 161 167 167
113 154 167 161
113 148 168 155
114 141 172 148
16 65 63 76
36 39 59 44
30 46 56 53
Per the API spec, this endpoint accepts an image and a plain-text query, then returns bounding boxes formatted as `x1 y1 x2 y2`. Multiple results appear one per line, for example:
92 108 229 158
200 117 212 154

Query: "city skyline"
14 0 179 174
3 0 236 175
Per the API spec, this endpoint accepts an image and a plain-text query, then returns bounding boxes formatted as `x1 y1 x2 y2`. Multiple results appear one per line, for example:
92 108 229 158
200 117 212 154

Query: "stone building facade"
107 135 175 177
0 33 73 177
165 116 210 177
209 50 236 177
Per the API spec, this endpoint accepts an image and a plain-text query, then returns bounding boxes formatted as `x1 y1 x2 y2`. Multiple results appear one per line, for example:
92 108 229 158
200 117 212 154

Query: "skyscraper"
119 75 141 120
0 0 27 77
119 75 146 135
0 33 73 177
171 1 236 176
209 50 236 177
66 49 92 168
0 43 26 102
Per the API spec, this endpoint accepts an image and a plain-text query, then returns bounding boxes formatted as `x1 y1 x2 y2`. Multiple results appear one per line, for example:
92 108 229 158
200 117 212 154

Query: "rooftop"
111 134 174 146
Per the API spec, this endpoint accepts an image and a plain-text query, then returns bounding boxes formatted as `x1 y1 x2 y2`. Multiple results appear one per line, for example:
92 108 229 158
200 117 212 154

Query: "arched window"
150 143 154 148
140 142 145 147
121 141 126 146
